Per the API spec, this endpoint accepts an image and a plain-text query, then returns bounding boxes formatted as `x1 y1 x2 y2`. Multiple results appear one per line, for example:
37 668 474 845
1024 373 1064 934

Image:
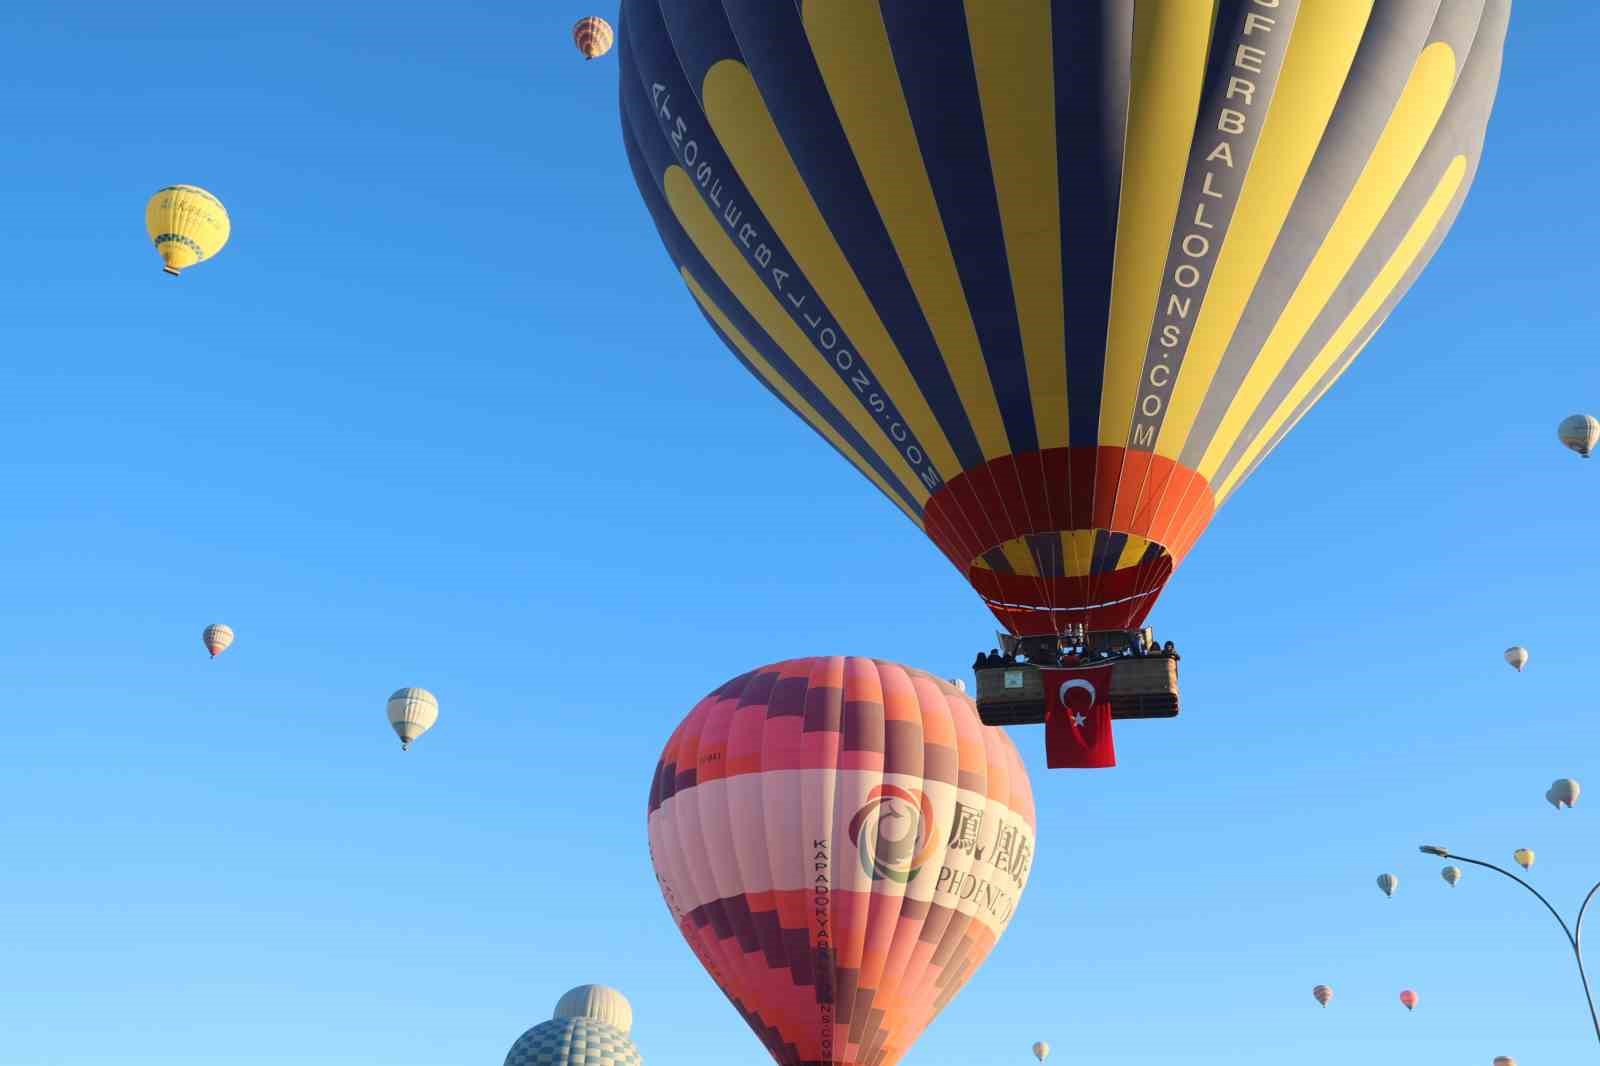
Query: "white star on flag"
1070 711 1087 727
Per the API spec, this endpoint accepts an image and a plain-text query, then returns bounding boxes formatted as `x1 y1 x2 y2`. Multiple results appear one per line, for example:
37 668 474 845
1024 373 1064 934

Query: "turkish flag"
1043 664 1117 769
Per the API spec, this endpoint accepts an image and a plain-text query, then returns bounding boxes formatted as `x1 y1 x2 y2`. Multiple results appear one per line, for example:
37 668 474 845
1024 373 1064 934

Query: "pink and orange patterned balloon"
647 656 1037 1066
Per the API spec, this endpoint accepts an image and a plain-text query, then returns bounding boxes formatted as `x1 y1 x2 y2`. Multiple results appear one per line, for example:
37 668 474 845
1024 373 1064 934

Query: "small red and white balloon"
202 623 234 659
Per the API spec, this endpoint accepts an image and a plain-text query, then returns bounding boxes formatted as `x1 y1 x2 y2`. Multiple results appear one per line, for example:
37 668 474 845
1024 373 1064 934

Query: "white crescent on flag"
1059 678 1096 704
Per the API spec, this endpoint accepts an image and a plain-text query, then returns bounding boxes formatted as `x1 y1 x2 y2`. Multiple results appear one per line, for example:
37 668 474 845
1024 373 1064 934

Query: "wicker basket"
1108 656 1179 719
974 657 1180 725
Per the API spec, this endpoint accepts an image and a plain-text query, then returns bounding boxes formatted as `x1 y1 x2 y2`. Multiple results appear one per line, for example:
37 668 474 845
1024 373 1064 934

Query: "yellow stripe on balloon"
700 59 966 478
1197 41 1457 480
1114 533 1153 572
1001 537 1038 578
1065 529 1098 579
803 0 1013 462
665 165 931 506
1098 0 1217 447
683 268 925 530
1219 331 1379 506
1216 155 1467 502
1155 0 1375 460
964 0 1068 452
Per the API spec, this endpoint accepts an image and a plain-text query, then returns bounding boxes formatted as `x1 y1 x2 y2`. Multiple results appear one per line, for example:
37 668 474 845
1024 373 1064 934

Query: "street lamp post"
1419 844 1600 1046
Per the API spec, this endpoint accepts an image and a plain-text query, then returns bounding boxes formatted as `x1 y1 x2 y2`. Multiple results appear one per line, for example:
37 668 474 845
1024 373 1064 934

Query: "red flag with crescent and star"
1043 664 1117 769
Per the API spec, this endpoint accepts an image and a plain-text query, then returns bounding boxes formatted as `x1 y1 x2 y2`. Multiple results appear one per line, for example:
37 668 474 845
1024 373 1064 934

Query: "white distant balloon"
1032 1041 1050 1062
1558 414 1600 458
386 687 438 751
554 985 634 1033
202 623 234 658
1504 646 1528 672
1441 866 1461 887
1548 778 1581 810
950 678 968 694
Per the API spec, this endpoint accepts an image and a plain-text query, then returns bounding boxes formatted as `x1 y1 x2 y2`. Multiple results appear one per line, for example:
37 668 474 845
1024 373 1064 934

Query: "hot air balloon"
1513 848 1535 870
1399 989 1418 1011
1377 873 1399 898
145 185 229 276
573 16 614 60
1548 778 1580 809
619 1 1509 662
1493 1057 1518 1066
504 984 643 1066
386 687 438 751
1559 415 1600 459
1032 1042 1049 1063
1313 985 1333 1008
1441 865 1461 887
648 656 1036 1066
202 623 234 658
1505 646 1529 672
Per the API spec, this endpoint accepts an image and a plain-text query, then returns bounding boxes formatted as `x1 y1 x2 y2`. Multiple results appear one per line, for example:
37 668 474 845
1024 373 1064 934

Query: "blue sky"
2 3 1598 1064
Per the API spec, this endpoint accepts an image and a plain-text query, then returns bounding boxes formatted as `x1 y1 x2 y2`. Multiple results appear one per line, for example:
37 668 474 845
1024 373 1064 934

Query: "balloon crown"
552 984 634 1035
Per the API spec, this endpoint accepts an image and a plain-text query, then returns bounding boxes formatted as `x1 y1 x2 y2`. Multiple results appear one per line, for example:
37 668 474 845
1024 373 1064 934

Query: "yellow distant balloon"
145 185 230 276
1513 848 1535 871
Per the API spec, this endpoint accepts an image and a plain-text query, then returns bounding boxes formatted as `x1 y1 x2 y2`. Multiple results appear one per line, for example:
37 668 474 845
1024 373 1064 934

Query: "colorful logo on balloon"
848 785 938 883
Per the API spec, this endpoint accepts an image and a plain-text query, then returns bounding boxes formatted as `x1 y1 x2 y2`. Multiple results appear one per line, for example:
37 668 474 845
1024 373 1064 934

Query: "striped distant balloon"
1031 1042 1049 1062
648 656 1037 1066
1312 984 1333 1008
386 687 439 751
573 16 614 60
1377 873 1398 897
1504 646 1529 672
1441 865 1461 886
619 1 1510 637
1559 414 1600 458
202 623 234 658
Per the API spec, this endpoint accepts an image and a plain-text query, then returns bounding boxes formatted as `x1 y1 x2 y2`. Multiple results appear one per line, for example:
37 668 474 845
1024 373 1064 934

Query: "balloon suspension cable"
986 460 1056 639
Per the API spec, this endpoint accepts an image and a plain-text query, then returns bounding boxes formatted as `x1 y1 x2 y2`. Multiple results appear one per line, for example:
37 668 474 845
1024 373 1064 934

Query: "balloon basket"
973 650 1180 727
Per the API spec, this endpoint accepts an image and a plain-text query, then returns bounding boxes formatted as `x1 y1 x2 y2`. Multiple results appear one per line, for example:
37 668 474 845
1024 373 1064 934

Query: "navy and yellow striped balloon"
620 1 1509 637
